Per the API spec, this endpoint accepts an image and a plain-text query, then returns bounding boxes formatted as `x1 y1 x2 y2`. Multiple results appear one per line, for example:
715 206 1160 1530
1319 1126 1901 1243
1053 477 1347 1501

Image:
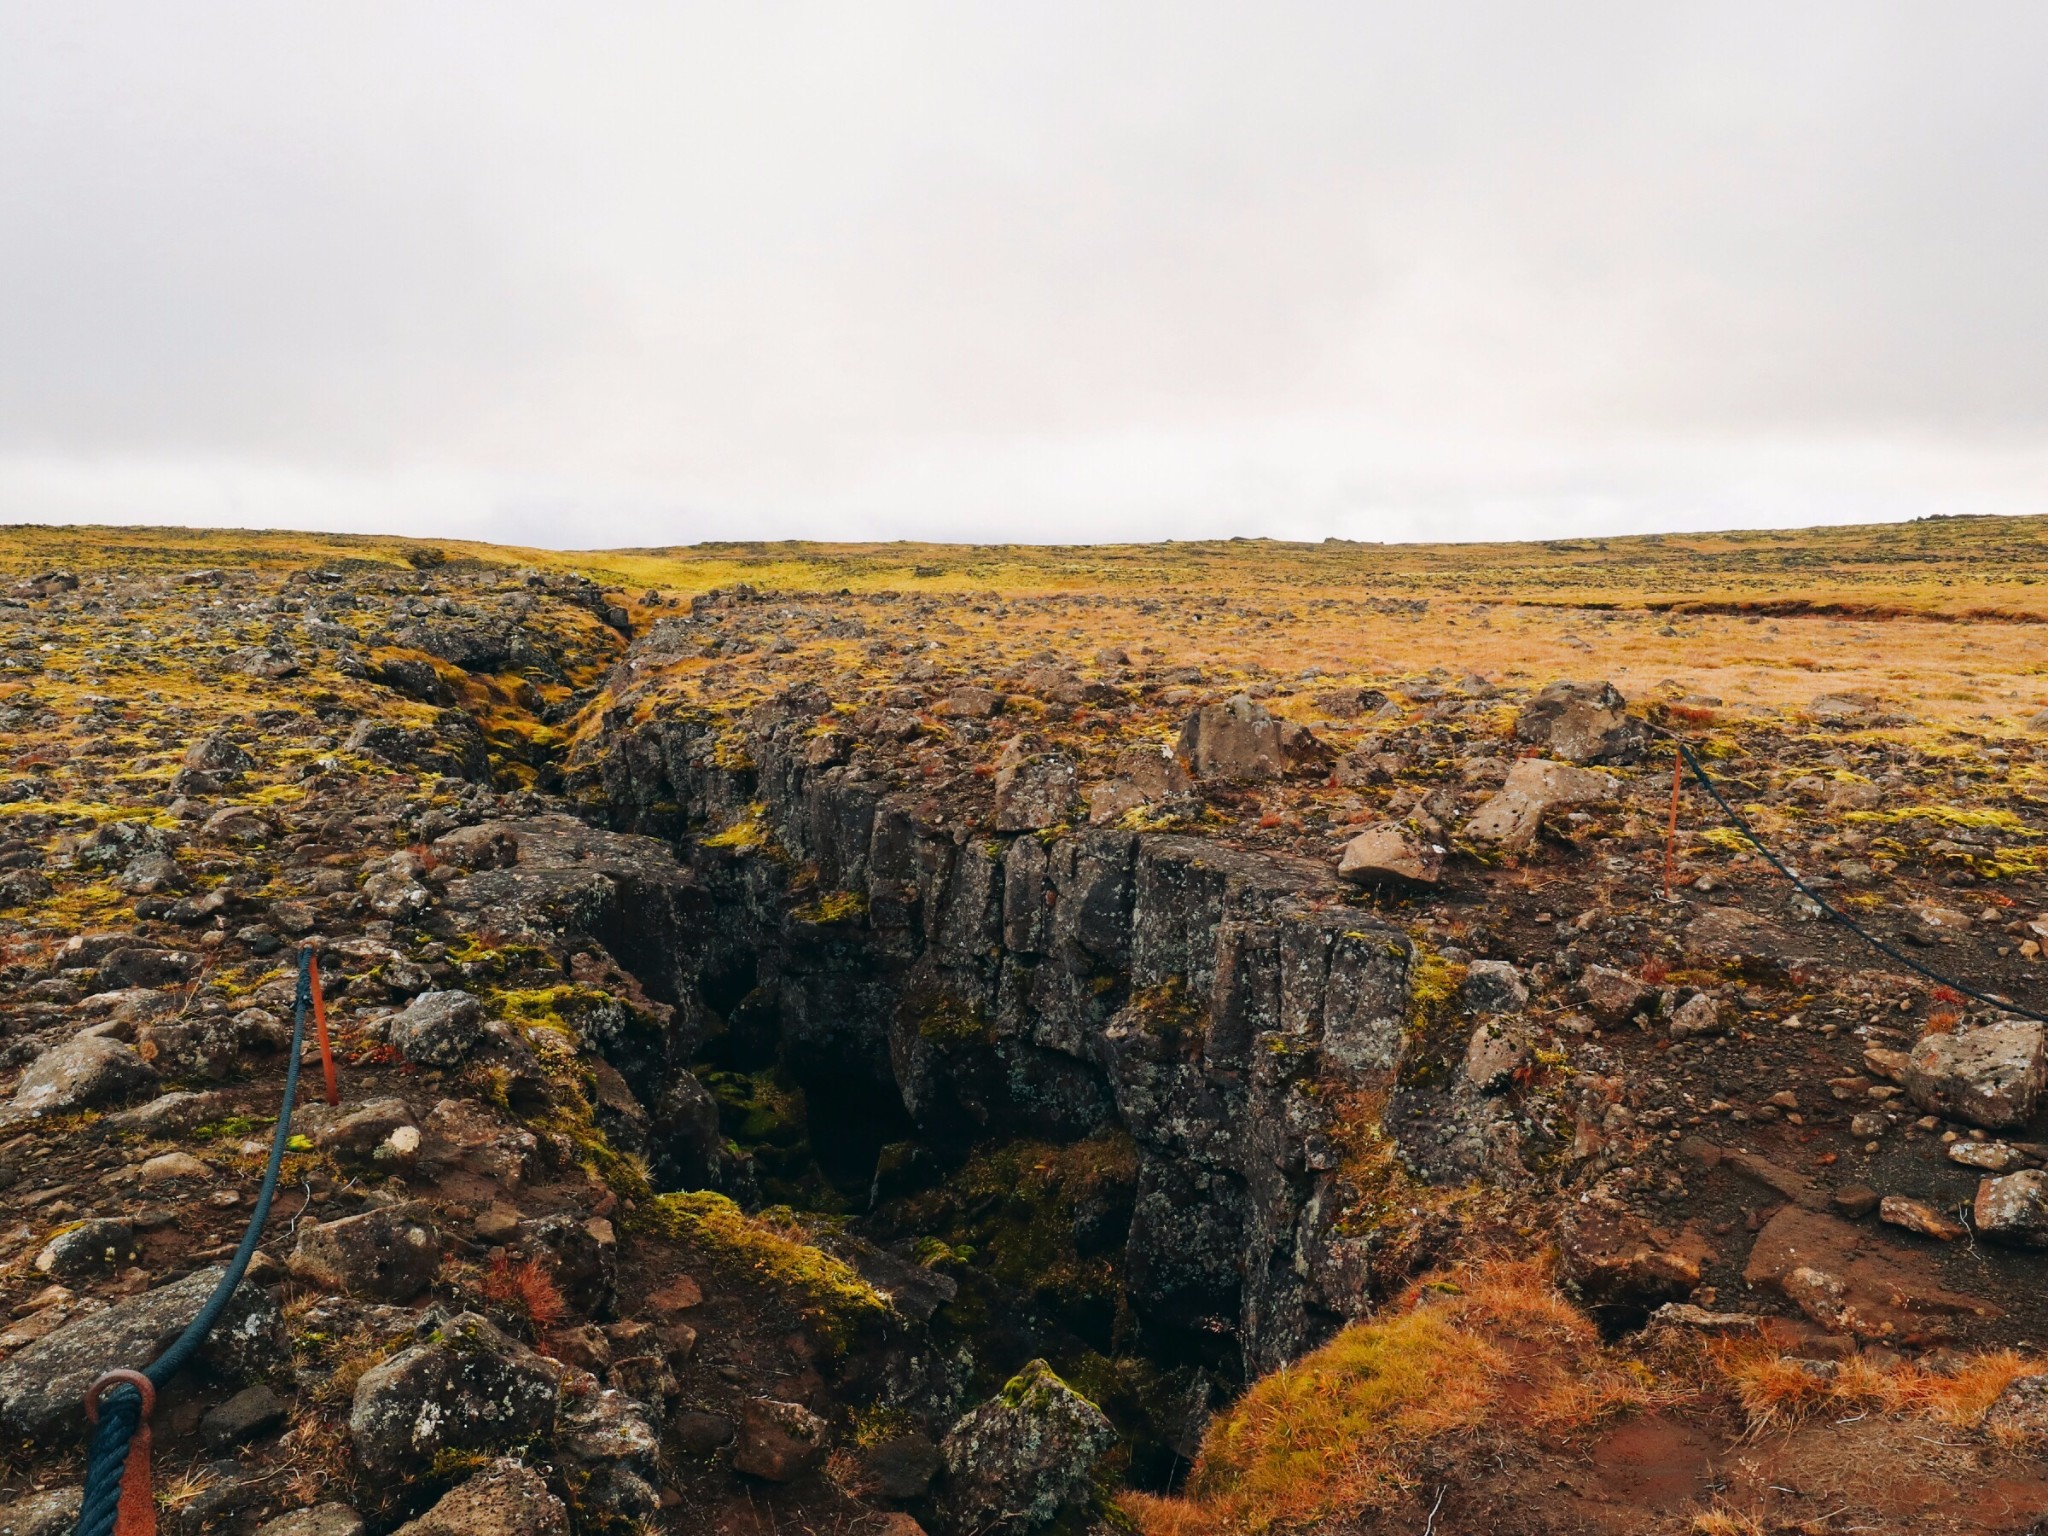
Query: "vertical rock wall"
577 693 1418 1375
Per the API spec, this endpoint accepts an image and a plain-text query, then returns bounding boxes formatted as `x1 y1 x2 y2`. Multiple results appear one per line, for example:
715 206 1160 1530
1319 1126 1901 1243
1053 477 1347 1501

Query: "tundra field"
3 518 2048 1535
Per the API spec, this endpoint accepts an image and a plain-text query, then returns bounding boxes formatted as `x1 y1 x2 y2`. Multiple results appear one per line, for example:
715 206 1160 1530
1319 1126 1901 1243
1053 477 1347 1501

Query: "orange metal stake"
308 951 340 1106
1663 744 1683 900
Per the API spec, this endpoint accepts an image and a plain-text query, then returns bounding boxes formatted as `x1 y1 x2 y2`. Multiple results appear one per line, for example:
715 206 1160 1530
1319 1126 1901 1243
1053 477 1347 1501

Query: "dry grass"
479 1250 568 1334
1127 1256 2043 1536
1718 1343 2031 1437
1124 1256 1665 1536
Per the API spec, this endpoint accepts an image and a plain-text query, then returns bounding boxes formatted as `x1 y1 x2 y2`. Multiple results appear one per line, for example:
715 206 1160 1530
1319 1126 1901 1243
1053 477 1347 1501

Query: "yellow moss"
702 802 774 850
790 889 868 925
1845 803 2035 833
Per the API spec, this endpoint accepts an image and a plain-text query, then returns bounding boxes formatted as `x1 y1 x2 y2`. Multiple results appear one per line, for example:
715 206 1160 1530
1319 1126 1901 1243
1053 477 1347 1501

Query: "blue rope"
73 947 316 1536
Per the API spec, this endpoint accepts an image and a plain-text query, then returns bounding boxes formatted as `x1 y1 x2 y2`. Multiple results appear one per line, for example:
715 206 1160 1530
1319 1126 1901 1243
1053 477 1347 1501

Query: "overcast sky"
4 4 2047 549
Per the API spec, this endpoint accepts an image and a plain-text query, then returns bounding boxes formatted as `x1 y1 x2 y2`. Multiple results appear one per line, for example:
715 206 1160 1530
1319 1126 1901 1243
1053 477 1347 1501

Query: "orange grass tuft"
1124 1257 1634 1536
480 1252 566 1333
1718 1342 2030 1436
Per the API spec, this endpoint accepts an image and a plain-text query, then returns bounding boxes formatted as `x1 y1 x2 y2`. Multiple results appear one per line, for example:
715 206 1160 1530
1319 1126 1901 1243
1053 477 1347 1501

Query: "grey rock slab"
12 1035 155 1116
387 990 486 1067
1904 1022 2048 1131
390 1461 567 1536
0 1265 281 1443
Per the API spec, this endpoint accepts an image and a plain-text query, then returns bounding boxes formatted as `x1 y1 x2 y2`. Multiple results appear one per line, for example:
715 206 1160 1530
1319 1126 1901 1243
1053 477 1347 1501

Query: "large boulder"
993 753 1078 832
1904 1022 2048 1131
1175 695 1319 782
96 946 199 989
387 990 487 1067
939 1360 1116 1535
1681 906 1790 968
1975 1170 2048 1246
390 1461 566 1536
1512 681 1649 764
183 730 255 773
1463 759 1620 847
731 1397 828 1482
0 1265 281 1443
290 1205 442 1300
10 1035 156 1117
1335 823 1441 886
349 1313 561 1476
345 717 493 782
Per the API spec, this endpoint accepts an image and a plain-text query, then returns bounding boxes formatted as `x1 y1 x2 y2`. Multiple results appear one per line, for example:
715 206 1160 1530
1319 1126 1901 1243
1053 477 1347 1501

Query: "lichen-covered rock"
251 1504 364 1536
1975 1169 2048 1246
11 1034 156 1116
731 1397 827 1482
314 1097 422 1175
938 1359 1115 1535
0 1264 281 1442
1666 992 1725 1040
184 730 255 773
290 1204 441 1300
1511 680 1649 763
348 1312 561 1476
1904 1022 2048 1131
390 1460 567 1536
96 946 200 989
1176 694 1321 782
35 1218 135 1279
201 806 276 845
1981 1373 2048 1439
0 1482 80 1536
557 1385 662 1520
1459 959 1528 1015
1578 964 1655 1025
345 716 493 782
1464 1021 1529 1092
0 1487 80 1536
387 990 486 1067
993 753 1078 831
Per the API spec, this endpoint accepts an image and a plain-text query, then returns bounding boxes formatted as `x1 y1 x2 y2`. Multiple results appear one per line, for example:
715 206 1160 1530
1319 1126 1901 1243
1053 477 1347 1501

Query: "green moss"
881 1132 1138 1344
1397 939 1467 1089
1122 978 1205 1054
629 1191 889 1350
912 993 990 1045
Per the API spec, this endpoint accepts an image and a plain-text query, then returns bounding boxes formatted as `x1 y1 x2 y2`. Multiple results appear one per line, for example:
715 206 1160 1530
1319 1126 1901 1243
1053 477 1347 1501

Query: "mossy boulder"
937 1359 1115 1535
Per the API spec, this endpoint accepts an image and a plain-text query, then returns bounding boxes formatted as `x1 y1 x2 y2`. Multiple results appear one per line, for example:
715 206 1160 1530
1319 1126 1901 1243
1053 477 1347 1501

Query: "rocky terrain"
2 527 2048 1535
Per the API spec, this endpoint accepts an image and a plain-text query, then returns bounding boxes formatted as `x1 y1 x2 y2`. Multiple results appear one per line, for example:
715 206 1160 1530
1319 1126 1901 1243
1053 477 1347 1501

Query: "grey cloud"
2 2 2045 545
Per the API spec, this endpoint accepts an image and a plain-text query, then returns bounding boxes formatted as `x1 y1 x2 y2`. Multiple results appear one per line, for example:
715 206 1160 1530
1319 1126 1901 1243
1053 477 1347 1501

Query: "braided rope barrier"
73 946 329 1536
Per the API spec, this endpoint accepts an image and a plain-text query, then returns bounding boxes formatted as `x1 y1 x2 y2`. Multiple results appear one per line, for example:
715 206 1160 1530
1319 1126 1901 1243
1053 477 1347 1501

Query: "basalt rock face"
575 690 1420 1376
